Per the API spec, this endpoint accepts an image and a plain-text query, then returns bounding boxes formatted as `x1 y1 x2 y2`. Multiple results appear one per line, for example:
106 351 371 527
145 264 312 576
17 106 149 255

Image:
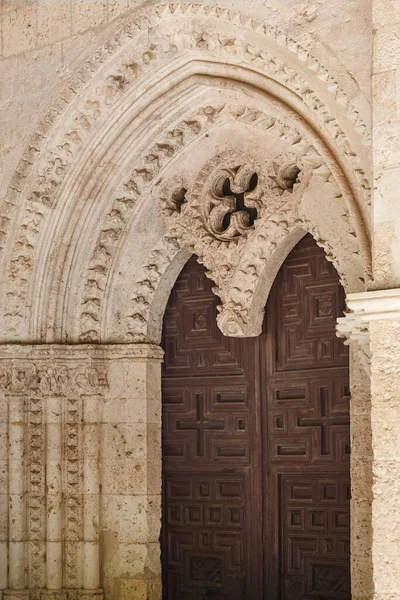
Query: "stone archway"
0 3 373 600
0 3 371 345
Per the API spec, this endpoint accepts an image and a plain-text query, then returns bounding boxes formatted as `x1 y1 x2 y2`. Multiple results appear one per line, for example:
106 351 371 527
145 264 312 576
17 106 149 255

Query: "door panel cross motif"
297 387 350 455
177 393 225 457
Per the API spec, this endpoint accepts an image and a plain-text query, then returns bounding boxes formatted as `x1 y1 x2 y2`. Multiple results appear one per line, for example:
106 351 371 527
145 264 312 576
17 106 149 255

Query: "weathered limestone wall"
0 0 371 199
0 344 163 600
370 319 400 599
372 0 400 287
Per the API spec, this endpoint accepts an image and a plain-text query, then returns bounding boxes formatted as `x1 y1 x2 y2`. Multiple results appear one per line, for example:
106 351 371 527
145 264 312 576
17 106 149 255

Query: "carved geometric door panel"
278 474 350 600
162 256 261 599
161 236 350 599
163 258 245 377
262 234 350 600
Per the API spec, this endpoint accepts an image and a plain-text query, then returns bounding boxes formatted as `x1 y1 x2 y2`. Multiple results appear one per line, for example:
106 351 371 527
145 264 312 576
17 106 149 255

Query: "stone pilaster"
99 345 163 600
338 289 400 600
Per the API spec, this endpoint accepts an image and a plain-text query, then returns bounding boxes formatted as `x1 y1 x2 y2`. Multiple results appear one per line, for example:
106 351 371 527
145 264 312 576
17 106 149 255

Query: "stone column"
6 390 29 599
338 288 400 600
337 315 373 600
80 392 102 598
43 393 65 599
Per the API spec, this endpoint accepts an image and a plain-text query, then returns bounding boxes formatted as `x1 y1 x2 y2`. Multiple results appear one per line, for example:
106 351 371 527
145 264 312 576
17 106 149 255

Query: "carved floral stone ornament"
148 150 315 339
268 157 302 193
158 152 303 248
0 363 108 396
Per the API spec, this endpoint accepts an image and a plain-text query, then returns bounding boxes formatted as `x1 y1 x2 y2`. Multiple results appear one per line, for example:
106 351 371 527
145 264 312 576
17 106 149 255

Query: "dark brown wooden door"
161 257 262 598
161 235 351 599
263 234 351 599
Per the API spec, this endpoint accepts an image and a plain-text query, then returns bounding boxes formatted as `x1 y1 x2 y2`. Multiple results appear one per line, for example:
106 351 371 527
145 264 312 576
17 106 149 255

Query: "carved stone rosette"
158 150 303 247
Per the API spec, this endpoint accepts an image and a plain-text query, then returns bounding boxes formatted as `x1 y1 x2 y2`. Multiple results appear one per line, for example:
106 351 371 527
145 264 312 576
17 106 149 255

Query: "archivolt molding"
122 101 366 341
2 2 370 211
0 2 372 342
21 6 371 212
79 104 228 342
83 103 314 342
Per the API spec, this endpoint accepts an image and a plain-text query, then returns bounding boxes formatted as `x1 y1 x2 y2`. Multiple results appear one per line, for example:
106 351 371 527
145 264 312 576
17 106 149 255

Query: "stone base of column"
77 591 104 599
41 592 67 600
3 592 30 599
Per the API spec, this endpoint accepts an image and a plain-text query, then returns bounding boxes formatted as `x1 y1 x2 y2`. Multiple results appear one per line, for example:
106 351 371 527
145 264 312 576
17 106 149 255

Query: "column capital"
337 288 400 343
0 343 164 397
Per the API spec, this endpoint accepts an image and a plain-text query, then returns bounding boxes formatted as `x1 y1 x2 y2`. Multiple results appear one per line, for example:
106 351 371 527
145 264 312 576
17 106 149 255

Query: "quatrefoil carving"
156 152 305 254
204 165 261 241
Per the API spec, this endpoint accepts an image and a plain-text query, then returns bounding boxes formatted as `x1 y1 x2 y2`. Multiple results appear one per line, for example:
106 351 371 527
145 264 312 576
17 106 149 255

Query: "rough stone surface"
0 0 398 598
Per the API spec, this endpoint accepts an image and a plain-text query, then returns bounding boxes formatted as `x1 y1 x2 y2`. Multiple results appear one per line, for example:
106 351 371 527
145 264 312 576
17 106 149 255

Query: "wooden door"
161 257 262 598
161 235 351 599
263 234 351 599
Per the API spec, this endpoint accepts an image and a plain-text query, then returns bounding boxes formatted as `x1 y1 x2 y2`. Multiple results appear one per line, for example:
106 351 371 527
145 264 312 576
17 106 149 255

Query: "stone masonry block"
37 1 72 47
373 0 400 28
374 22 400 73
2 4 36 57
72 0 107 34
372 70 396 125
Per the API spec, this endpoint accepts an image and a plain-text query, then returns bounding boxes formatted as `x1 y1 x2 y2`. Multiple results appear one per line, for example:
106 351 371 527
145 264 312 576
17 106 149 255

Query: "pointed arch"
0 2 371 343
